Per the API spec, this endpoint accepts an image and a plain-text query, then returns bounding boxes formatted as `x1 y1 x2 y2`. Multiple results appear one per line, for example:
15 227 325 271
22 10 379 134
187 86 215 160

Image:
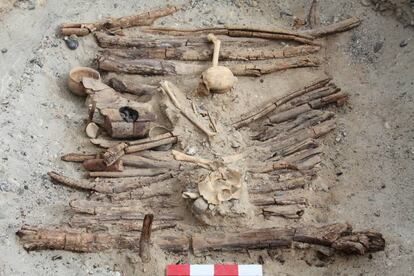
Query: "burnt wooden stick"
97 53 320 76
83 158 124 172
262 204 305 219
103 142 127 166
302 17 361 38
233 77 331 129
107 77 157 97
60 6 178 36
143 26 316 45
16 225 189 253
249 177 309 194
88 168 169 178
192 227 295 255
125 136 178 153
48 171 172 193
139 214 154 263
103 45 321 61
61 153 97 162
127 132 173 146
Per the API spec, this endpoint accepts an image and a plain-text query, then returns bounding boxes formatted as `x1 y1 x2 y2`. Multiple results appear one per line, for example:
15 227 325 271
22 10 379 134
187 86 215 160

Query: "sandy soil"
0 0 413 275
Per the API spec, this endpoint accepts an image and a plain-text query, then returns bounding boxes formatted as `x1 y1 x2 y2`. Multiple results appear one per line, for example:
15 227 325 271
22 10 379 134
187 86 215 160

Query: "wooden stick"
16 225 189 252
160 81 216 137
307 0 321 28
247 161 299 173
103 142 127 166
127 132 173 146
97 53 320 76
139 214 154 263
61 153 97 163
262 205 305 219
172 150 213 170
17 223 384 255
192 227 295 255
125 136 178 153
88 168 169 178
143 26 316 45
302 17 361 38
83 158 123 172
249 177 308 194
60 6 178 36
107 77 157 97
48 171 172 193
102 44 321 61
122 155 179 169
233 77 331 129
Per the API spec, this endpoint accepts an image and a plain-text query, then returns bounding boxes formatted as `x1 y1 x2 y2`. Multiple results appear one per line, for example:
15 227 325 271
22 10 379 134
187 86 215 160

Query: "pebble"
373 41 383 53
360 0 371 7
384 121 391 129
64 35 79 50
184 146 197 156
1 48 7 54
399 40 408 47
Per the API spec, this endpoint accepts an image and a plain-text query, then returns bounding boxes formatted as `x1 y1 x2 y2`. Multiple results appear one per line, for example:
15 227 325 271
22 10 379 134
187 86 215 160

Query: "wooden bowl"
68 67 101 96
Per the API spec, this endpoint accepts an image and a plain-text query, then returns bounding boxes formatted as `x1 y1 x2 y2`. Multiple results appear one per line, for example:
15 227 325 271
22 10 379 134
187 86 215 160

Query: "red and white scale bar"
166 264 262 276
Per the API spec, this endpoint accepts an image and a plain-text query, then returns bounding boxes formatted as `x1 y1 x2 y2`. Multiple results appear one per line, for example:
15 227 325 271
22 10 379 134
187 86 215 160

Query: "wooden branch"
102 44 321 61
103 142 127 166
125 136 178 154
60 6 178 36
143 26 316 45
16 225 189 252
61 153 97 162
302 17 361 38
48 171 172 193
97 53 320 76
88 168 169 178
233 77 331 129
139 214 154 263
